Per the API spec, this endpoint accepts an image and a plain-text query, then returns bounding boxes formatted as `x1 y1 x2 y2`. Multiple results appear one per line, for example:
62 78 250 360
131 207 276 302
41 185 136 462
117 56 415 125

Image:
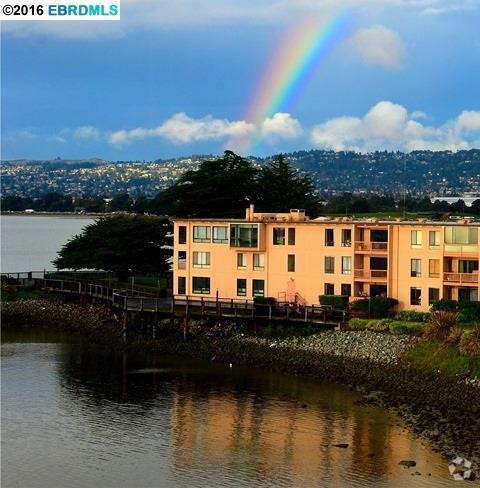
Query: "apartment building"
173 205 480 312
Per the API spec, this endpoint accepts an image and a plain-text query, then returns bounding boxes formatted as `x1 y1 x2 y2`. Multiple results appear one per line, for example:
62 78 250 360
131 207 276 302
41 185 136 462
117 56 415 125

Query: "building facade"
173 206 479 312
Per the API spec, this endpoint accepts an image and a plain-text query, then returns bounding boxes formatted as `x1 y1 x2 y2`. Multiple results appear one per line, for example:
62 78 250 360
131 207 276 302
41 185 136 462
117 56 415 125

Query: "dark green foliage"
347 317 423 335
108 193 133 212
388 321 423 335
53 214 171 280
394 310 430 322
431 300 480 324
430 299 460 312
319 295 349 310
350 296 399 318
256 154 319 216
150 151 259 218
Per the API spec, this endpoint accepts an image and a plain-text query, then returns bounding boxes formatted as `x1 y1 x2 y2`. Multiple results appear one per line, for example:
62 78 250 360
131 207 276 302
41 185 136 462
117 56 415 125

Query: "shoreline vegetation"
2 297 480 467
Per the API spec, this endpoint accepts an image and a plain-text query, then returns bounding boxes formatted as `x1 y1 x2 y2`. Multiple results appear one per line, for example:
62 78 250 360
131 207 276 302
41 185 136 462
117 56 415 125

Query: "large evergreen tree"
256 154 319 216
53 214 170 280
150 150 258 217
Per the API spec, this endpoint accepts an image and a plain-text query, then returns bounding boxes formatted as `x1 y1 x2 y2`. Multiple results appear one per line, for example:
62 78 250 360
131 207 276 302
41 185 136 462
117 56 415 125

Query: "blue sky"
2 0 480 160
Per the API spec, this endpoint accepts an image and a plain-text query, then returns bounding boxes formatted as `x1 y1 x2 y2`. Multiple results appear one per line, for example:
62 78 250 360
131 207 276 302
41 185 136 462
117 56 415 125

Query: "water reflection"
2 331 452 488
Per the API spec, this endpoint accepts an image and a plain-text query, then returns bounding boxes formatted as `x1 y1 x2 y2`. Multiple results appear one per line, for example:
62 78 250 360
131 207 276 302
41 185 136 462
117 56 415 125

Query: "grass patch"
404 340 480 377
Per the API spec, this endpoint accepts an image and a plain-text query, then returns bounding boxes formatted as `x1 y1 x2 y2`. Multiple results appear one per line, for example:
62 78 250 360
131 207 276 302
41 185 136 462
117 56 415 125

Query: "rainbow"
233 12 350 155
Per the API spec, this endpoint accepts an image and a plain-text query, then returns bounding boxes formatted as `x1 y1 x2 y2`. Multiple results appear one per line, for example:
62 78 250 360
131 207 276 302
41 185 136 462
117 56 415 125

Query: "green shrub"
458 302 480 325
319 295 349 310
430 299 459 312
446 325 465 345
394 310 430 322
347 318 370 330
367 318 392 332
423 311 459 341
459 327 480 357
350 296 398 318
388 321 423 335
430 300 480 325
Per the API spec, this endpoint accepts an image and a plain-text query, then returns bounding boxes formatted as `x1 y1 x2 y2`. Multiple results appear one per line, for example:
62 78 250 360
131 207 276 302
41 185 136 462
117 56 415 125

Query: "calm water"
0 215 94 273
1 330 460 488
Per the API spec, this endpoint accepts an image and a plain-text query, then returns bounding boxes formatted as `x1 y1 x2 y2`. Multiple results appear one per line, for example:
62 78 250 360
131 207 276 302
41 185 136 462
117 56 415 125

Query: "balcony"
354 269 388 280
354 242 388 253
443 272 478 285
178 260 186 270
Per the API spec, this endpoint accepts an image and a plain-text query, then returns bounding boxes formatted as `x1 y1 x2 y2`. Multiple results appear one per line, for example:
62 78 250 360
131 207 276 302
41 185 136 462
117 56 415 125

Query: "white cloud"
348 25 406 70
8 105 480 153
410 110 427 120
310 101 480 151
261 113 303 140
107 113 255 146
456 110 480 132
74 126 102 140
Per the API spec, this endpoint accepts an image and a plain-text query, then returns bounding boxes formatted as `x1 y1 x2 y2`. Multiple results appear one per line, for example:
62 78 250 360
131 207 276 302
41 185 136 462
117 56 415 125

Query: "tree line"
3 151 480 218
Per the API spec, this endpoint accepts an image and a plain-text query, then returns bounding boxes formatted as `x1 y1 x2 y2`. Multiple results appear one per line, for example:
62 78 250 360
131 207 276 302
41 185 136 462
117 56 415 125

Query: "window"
429 230 440 248
177 276 186 295
237 253 247 269
178 226 187 244
459 288 479 302
288 228 296 245
325 228 334 246
458 260 479 274
273 228 285 245
341 256 352 275
230 224 258 248
371 229 388 243
193 226 211 243
341 283 351 297
429 259 440 278
252 279 265 298
370 257 388 270
237 279 247 297
324 283 334 295
253 253 265 271
213 226 228 243
445 227 478 245
325 256 335 273
411 230 422 248
341 229 351 247
193 251 210 268
192 277 210 294
287 254 295 272
410 259 421 277
178 251 186 270
428 287 439 305
410 287 421 306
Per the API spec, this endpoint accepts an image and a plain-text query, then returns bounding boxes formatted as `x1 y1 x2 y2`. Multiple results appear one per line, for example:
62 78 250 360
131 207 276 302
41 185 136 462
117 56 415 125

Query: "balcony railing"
354 242 388 252
354 269 388 280
443 272 478 284
178 260 186 270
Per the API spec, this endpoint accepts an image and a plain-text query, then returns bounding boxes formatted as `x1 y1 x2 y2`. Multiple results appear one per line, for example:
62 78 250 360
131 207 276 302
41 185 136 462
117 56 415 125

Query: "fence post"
304 307 308 323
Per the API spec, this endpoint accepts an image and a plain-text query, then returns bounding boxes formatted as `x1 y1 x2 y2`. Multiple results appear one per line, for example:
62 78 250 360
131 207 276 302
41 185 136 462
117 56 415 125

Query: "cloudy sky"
2 0 480 160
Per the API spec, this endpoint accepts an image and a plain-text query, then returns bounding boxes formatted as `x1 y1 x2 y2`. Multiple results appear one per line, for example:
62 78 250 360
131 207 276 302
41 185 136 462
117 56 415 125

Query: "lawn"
403 340 480 377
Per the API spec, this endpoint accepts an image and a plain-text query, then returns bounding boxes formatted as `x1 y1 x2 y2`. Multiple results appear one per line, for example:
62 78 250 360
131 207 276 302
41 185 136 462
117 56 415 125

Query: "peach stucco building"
173 205 479 312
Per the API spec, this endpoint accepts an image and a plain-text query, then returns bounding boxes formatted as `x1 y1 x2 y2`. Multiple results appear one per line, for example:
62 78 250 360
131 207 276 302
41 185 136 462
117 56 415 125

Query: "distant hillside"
2 149 479 197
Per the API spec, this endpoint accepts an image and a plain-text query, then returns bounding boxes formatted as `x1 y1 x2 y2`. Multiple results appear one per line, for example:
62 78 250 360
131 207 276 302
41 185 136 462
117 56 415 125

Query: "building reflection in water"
168 376 427 486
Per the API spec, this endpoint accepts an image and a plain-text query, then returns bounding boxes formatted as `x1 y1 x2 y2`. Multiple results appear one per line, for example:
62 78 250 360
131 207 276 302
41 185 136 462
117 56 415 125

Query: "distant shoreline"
1 211 100 218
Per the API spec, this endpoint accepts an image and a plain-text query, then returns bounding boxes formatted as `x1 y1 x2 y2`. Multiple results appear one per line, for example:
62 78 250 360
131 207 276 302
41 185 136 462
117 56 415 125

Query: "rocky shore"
2 299 480 468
